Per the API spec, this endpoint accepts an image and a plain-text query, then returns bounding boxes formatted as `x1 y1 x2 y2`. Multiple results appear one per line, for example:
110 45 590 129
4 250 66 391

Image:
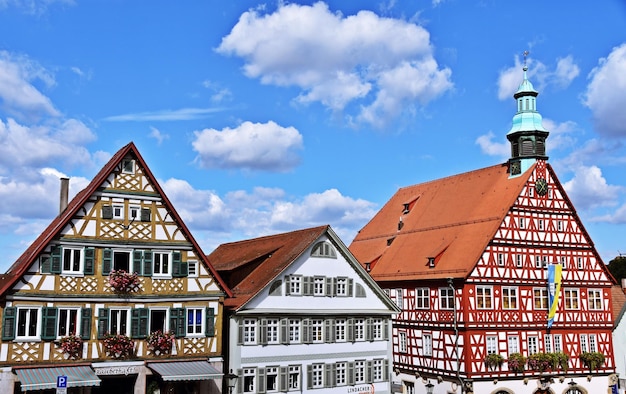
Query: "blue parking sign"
57 375 67 388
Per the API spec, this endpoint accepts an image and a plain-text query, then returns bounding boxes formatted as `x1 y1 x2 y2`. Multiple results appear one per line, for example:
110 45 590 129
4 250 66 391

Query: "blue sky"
1 0 626 272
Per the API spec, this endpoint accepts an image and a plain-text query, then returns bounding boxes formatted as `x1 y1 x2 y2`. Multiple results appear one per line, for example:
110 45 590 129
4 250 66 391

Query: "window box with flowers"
579 351 605 372
147 330 175 356
108 270 140 293
551 351 570 372
102 333 135 360
58 334 83 360
527 352 553 373
485 353 505 370
507 353 526 373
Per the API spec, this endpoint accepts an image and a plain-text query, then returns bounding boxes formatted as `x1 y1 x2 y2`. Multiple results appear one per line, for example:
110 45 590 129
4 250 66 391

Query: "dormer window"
311 242 336 258
428 257 435 268
122 159 135 174
403 203 410 214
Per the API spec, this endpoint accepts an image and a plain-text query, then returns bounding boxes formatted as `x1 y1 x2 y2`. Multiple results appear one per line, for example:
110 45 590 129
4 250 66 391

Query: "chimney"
59 177 69 214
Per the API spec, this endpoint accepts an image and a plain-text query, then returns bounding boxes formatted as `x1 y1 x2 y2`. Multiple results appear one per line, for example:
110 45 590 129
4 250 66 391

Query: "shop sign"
94 366 139 376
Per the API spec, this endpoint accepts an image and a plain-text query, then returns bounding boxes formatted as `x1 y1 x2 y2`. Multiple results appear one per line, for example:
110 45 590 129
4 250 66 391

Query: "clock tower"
507 52 549 178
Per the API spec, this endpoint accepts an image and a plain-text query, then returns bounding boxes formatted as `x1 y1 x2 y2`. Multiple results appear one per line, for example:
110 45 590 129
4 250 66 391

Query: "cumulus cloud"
584 43 626 138
217 2 452 127
591 203 626 224
192 121 303 172
475 131 509 157
562 165 621 211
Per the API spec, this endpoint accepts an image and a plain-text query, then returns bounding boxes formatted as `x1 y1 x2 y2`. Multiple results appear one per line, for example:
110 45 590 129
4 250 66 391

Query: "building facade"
0 142 231 394
208 225 400 393
349 65 618 394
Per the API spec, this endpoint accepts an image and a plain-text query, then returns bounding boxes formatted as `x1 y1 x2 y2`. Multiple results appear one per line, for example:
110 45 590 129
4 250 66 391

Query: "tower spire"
507 51 549 177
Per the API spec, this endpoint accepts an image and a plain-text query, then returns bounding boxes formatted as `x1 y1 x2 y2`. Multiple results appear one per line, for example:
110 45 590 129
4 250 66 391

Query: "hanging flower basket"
58 334 83 360
108 270 140 293
484 353 505 370
507 352 526 373
103 333 135 360
579 352 605 371
527 352 553 373
147 330 175 356
551 351 570 372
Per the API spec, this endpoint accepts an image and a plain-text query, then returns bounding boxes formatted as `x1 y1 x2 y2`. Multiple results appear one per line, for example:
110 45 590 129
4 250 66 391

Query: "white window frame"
288 365 300 390
486 335 498 355
109 308 131 336
354 318 365 341
153 251 171 277
187 260 198 277
497 253 504 266
416 287 430 309
423 333 433 356
335 362 347 386
62 247 83 274
589 334 597 352
516 254 523 267
580 334 588 353
372 359 384 382
502 287 518 310
354 360 366 384
288 319 300 343
187 308 204 336
507 335 519 354
476 286 493 309
313 276 325 296
112 204 124 220
399 331 407 353
289 275 302 296
57 307 81 338
122 159 135 174
528 336 538 355
16 307 41 340
588 289 603 310
395 288 403 309
243 368 256 393
372 318 384 340
311 319 324 343
243 319 257 344
265 366 279 392
564 288 580 310
554 334 562 352
534 287 548 310
336 277 348 296
311 363 324 388
439 287 454 310
267 319 279 344
335 319 346 342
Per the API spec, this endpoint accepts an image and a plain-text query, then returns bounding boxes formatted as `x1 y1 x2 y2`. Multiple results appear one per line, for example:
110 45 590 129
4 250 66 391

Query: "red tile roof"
208 226 329 309
611 285 626 327
1 142 231 297
350 163 531 282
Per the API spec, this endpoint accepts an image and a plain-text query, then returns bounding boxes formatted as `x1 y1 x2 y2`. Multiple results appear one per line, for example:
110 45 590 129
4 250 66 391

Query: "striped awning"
147 360 222 382
15 365 101 391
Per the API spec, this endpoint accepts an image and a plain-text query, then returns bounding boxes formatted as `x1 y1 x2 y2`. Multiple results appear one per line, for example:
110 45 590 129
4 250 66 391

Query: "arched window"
311 242 337 258
269 280 282 296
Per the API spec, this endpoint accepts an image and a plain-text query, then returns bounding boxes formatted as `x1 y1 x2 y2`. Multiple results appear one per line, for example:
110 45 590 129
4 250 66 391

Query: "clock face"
535 177 548 196
510 161 521 175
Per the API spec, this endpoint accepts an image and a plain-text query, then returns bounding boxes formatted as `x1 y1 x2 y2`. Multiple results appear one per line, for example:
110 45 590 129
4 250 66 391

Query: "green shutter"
2 307 16 341
40 256 52 274
172 251 186 277
41 307 58 341
83 247 95 275
131 308 149 339
80 308 92 340
140 208 151 222
97 308 109 339
102 205 113 219
51 246 62 274
143 250 153 277
132 250 143 275
102 249 112 275
205 307 215 337
169 308 185 337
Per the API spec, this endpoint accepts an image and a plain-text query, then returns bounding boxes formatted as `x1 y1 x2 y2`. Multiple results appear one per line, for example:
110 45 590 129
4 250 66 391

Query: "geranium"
507 353 526 373
484 353 504 370
59 334 83 359
108 270 140 293
580 352 605 371
527 352 553 372
147 330 175 356
103 333 135 360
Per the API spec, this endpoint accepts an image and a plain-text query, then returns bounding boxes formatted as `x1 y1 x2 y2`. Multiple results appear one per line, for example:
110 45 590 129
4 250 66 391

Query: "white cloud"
562 165 621 211
103 107 225 122
584 43 626 138
149 126 169 145
0 0 74 15
192 121 303 172
475 131 509 157
217 2 452 127
0 51 59 119
592 203 626 224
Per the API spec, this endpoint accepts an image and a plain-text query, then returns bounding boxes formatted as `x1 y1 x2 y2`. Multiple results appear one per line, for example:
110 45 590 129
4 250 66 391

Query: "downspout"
448 278 465 393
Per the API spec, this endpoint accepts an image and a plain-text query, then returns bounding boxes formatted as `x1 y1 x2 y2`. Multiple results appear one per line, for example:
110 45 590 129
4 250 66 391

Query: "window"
395 289 403 309
534 288 548 310
187 308 204 335
153 251 170 276
311 319 324 343
371 318 384 340
554 334 562 352
334 319 346 342
113 250 131 272
62 248 82 273
109 309 130 336
516 254 523 267
589 334 597 352
497 253 504 266
129 205 140 221
336 277 348 296
519 217 525 229
17 307 40 339
313 277 325 296
289 319 300 343
404 381 415 394
399 331 407 353
423 333 432 356
311 241 336 258
588 289 602 310
476 286 493 309
577 257 583 269
508 336 519 354
354 318 365 341
335 362 347 386
564 289 579 310
439 287 454 310
486 336 497 354
557 220 563 231
535 255 542 268
187 260 198 277
288 365 300 390
538 219 544 231
112 204 124 220
243 319 256 344
354 360 366 384
580 334 588 353
545 334 553 353
243 368 255 393
57 308 80 337
265 366 278 392
416 287 430 309
266 319 279 344
122 159 135 174
502 287 518 309
528 336 538 355
310 363 324 388
372 359 384 382
287 275 302 295
150 309 167 333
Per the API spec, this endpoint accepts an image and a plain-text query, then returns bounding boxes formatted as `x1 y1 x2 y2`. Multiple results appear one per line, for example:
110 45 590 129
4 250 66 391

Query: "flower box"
485 353 504 370
507 353 526 373
147 330 175 356
102 333 135 360
58 334 83 360
108 269 140 293
579 352 605 371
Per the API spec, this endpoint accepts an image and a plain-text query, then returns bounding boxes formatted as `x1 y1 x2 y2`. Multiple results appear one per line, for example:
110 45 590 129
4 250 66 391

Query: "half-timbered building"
208 225 400 394
0 142 231 394
349 65 618 394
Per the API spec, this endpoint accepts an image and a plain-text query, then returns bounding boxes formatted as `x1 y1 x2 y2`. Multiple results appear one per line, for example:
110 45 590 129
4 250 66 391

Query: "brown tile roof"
350 163 531 282
1 142 231 297
611 285 626 328
208 225 329 309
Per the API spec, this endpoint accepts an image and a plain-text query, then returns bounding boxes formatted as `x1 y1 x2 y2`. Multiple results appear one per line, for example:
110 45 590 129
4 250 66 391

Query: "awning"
147 360 222 382
15 365 101 391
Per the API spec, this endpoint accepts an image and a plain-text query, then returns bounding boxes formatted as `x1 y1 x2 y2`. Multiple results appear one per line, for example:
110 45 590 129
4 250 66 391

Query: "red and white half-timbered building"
349 65 617 394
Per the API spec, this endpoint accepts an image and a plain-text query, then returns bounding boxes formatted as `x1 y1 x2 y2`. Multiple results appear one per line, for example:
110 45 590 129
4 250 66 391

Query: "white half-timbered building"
0 142 231 394
208 225 400 394
349 65 618 394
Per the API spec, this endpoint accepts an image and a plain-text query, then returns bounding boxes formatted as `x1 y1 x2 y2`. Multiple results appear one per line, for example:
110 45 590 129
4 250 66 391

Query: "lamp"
425 380 434 394
568 379 577 387
225 370 238 394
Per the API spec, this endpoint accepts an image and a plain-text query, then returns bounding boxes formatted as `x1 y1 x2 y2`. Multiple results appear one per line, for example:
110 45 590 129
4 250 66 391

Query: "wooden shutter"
1 307 16 340
169 308 185 337
41 307 58 341
303 276 312 296
80 308 92 340
131 308 149 338
51 246 62 274
383 359 389 381
279 367 288 392
205 307 215 337
325 277 332 297
258 368 266 394
366 318 373 341
97 308 109 339
302 319 311 344
348 278 354 297
347 318 354 342
102 205 113 219
347 362 354 386
324 364 332 388
132 250 143 275
259 319 268 345
280 319 288 344
237 319 244 345
172 251 187 277
237 369 243 394
383 319 389 340
366 361 373 383
102 249 113 275
40 255 52 274
143 250 153 277
140 208 151 222
83 247 95 275
284 276 291 295
324 319 333 343
306 365 312 389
